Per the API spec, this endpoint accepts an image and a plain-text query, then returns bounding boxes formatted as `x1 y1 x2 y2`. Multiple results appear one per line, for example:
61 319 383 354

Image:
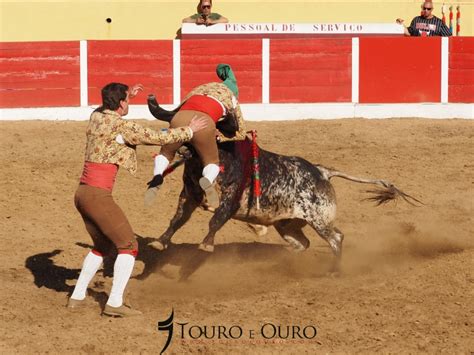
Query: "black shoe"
147 174 163 188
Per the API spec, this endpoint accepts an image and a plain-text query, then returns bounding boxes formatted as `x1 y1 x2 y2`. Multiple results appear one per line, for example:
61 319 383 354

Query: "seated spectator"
182 0 228 26
396 1 451 36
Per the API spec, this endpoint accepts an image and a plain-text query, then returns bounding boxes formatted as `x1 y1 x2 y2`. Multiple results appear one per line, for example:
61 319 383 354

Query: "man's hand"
396 18 405 25
129 84 144 99
189 115 209 133
196 16 206 25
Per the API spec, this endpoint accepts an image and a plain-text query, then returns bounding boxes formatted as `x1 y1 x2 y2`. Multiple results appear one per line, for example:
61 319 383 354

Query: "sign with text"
181 23 404 38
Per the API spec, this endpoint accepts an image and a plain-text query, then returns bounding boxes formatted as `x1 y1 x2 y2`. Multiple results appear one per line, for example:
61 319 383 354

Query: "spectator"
396 1 451 36
182 0 228 26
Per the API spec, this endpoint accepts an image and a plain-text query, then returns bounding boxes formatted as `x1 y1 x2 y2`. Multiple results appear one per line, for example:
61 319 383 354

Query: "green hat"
216 63 239 99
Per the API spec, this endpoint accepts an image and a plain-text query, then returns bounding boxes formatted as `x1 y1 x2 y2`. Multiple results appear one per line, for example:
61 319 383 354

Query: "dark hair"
95 82 129 113
198 0 212 11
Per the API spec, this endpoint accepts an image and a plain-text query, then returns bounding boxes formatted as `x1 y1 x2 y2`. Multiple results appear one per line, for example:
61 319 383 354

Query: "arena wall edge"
0 103 472 121
1 37 473 120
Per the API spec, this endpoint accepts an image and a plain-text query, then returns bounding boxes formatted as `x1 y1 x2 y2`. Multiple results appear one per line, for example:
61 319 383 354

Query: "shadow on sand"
24 236 295 298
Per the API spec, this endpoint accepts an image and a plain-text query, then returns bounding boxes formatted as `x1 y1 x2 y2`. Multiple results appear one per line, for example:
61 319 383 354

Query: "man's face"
201 1 211 16
421 2 433 18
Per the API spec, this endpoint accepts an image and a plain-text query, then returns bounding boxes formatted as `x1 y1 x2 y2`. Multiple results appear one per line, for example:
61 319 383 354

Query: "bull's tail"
315 165 423 206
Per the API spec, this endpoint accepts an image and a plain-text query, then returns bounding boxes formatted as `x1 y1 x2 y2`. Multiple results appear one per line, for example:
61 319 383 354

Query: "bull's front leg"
150 187 200 250
198 190 239 253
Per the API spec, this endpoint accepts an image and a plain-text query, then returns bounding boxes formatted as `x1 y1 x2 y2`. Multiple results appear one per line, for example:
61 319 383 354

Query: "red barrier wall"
88 40 174 105
449 37 474 103
180 39 262 103
359 37 441 103
0 38 473 109
270 39 352 103
0 42 80 108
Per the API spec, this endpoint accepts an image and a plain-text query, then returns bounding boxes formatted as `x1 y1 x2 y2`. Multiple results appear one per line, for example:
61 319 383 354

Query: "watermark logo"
157 309 174 354
157 309 318 352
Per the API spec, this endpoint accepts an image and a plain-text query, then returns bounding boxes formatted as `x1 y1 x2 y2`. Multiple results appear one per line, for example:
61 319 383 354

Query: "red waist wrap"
79 162 118 192
180 95 224 123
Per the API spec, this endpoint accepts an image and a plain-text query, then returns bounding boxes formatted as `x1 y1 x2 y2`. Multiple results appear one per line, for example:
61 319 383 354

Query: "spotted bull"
147 96 420 269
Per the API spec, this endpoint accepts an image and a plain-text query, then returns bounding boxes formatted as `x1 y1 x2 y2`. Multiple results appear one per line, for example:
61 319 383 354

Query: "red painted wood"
0 89 81 108
359 37 441 103
449 53 474 69
270 39 352 103
272 86 350 103
0 41 80 108
449 37 474 103
180 39 262 103
88 40 174 105
449 36 474 52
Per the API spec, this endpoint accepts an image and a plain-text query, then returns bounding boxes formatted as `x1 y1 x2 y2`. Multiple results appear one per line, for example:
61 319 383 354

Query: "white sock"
70 251 103 300
202 164 220 184
106 254 135 308
153 155 169 176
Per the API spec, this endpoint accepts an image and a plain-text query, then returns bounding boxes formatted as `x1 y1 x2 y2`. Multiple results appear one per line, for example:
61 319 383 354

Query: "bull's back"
232 148 336 224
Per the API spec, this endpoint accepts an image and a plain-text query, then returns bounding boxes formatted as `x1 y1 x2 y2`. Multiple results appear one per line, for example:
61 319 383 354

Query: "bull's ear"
147 94 179 123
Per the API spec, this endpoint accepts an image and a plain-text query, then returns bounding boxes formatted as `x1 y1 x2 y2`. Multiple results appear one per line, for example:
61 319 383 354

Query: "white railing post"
351 37 359 104
80 40 88 107
262 38 270 104
173 39 181 106
441 37 449 104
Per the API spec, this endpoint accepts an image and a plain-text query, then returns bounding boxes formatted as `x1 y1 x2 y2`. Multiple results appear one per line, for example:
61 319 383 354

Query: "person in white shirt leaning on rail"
182 0 228 26
396 1 452 36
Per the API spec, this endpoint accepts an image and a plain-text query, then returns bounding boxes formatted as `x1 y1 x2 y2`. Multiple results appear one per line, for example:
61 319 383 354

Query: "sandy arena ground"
0 118 473 354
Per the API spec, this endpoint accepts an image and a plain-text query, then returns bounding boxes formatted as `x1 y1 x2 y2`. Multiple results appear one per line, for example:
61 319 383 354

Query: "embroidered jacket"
183 82 246 142
83 109 192 175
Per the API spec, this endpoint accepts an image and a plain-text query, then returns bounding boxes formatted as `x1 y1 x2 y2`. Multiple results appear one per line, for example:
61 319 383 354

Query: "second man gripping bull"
145 64 247 208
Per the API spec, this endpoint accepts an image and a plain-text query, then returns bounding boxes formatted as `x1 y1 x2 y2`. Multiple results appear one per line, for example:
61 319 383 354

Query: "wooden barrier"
449 37 474 103
270 38 352 103
0 37 473 109
359 37 441 103
87 40 174 105
180 39 262 103
0 41 80 108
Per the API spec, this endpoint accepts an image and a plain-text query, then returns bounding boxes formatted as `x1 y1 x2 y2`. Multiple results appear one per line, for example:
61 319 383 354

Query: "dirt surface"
1 118 473 354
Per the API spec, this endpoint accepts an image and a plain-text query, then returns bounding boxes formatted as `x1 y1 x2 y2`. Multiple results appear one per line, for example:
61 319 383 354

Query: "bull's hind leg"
309 222 344 272
274 219 310 252
150 188 201 250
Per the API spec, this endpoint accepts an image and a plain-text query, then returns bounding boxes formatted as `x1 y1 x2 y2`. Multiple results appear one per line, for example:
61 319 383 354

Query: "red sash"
180 95 224 123
80 162 118 192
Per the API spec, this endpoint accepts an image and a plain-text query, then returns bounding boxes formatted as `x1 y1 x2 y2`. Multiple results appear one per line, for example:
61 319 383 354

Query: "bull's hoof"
326 270 341 278
198 243 214 253
247 224 268 237
202 204 216 213
283 236 308 252
255 225 268 237
149 240 167 251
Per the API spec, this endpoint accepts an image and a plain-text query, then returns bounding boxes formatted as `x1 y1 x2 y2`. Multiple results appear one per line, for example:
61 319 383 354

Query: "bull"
146 96 420 270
